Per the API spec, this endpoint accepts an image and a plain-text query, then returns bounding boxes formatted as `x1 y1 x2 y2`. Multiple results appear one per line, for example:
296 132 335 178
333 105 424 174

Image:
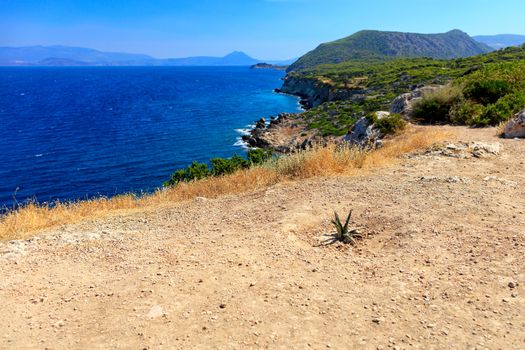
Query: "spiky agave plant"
332 209 362 245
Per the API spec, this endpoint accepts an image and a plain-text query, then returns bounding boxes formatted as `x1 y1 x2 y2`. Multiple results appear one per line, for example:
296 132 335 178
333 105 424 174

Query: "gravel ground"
0 126 524 349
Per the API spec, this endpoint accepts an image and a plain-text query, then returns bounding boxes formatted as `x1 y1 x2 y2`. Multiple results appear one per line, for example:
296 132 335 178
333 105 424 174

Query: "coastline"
235 82 304 151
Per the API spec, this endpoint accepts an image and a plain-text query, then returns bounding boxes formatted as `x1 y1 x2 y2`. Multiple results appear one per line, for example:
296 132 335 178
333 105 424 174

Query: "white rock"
147 305 165 319
470 142 502 157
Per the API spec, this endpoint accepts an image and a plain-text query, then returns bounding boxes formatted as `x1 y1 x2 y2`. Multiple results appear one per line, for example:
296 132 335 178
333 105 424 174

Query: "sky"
1 0 524 60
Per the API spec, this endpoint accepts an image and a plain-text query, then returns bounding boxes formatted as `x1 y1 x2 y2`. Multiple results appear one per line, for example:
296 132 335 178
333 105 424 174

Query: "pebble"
372 317 384 324
147 305 164 319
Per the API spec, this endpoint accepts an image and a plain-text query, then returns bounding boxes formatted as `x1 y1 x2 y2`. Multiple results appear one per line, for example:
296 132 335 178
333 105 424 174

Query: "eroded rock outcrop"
390 86 441 117
342 111 390 148
424 142 503 159
504 110 525 138
241 113 338 153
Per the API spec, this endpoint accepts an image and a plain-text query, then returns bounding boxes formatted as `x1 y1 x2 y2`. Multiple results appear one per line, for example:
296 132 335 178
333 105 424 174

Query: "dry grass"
0 126 451 241
495 120 507 137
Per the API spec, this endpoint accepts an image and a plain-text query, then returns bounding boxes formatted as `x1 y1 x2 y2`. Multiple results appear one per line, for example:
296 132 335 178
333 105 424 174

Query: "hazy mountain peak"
473 34 525 49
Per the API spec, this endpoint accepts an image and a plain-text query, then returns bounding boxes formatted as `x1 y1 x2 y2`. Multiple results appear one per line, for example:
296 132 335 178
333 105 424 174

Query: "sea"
0 66 301 208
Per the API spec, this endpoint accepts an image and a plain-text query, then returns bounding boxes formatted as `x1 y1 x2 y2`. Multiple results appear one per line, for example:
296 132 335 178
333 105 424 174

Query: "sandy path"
1 127 524 349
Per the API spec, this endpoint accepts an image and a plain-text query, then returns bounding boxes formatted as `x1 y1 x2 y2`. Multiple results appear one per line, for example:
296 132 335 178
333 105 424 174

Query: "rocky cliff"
277 75 367 108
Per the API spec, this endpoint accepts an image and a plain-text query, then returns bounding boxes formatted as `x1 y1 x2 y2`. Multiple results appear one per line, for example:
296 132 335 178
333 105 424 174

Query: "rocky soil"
0 126 524 349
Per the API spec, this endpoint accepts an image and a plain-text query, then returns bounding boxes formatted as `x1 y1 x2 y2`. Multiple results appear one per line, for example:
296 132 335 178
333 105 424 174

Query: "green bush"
165 149 274 187
412 87 463 124
164 169 189 187
211 155 249 176
450 101 484 125
464 80 512 105
164 161 211 186
369 113 406 135
187 161 211 180
247 148 273 165
472 92 525 126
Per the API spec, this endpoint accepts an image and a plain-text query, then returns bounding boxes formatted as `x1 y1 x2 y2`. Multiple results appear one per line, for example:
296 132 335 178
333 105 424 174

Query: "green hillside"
287 45 525 136
288 30 492 72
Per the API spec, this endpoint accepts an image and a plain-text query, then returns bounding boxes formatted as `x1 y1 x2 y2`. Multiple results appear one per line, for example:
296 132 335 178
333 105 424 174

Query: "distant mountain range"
3 31 524 68
0 46 295 67
472 34 525 50
288 30 493 72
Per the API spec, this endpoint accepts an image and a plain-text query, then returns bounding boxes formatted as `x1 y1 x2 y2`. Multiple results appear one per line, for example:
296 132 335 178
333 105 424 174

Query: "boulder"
343 111 389 148
255 118 266 129
390 86 441 117
471 142 502 158
504 110 525 138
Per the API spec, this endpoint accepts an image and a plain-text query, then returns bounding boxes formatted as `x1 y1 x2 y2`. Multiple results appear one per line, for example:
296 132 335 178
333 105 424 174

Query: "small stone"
219 303 226 309
508 282 516 289
53 320 66 328
372 317 383 324
147 305 164 319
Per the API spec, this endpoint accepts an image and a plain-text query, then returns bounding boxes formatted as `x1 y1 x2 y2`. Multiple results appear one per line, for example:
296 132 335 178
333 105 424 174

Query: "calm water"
0 66 300 208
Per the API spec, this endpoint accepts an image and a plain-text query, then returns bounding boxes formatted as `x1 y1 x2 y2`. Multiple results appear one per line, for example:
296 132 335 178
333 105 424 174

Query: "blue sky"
1 0 524 60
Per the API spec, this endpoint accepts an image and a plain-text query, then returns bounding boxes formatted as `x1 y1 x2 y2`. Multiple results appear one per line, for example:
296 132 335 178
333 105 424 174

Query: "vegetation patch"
367 113 407 135
164 149 273 187
413 61 525 126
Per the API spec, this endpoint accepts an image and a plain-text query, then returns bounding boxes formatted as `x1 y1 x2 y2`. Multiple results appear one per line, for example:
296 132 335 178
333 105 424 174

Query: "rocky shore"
241 113 329 153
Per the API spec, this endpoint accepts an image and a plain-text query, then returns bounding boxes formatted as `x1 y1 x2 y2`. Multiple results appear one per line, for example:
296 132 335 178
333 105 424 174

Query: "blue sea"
0 66 301 208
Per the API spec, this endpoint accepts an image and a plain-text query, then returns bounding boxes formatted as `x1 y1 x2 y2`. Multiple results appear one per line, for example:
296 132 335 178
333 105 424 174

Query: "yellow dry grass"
0 126 451 241
495 120 507 137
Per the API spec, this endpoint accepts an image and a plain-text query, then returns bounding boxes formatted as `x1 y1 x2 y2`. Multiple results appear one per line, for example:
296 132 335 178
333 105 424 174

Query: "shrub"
164 161 211 186
472 92 525 126
164 169 188 187
412 86 463 124
247 148 273 165
464 80 512 105
186 161 211 180
370 113 406 135
165 149 274 187
450 101 484 125
211 155 249 176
